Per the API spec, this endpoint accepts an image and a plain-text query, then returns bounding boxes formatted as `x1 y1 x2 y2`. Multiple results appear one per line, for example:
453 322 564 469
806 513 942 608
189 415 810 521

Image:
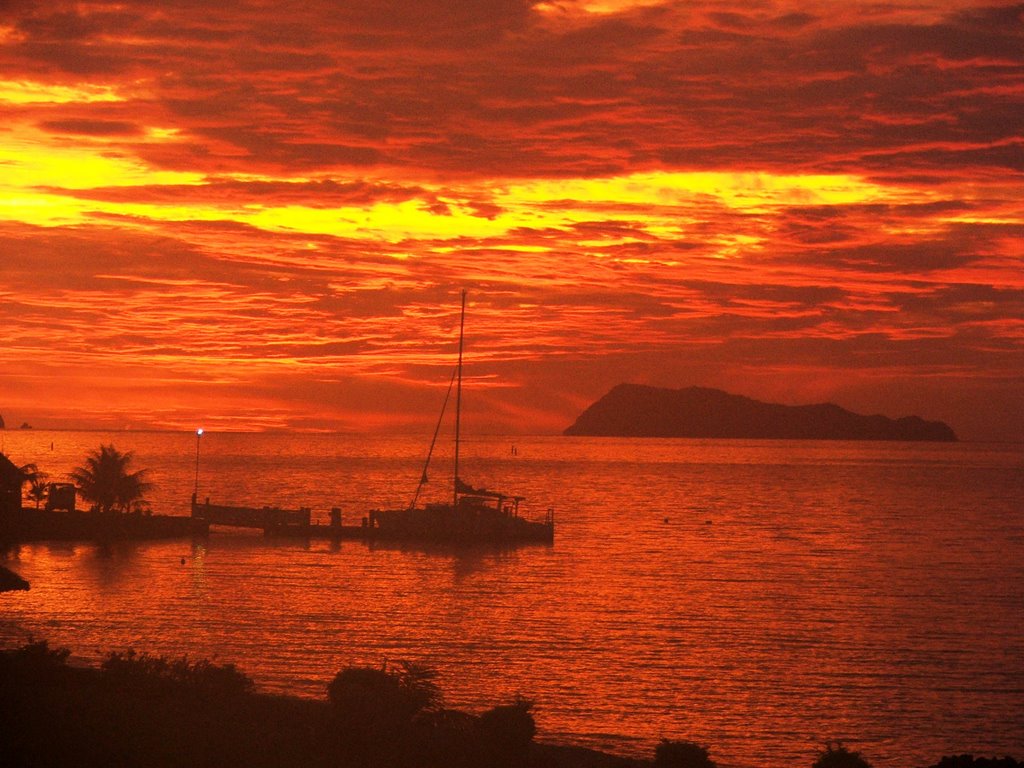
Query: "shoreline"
1 639 1019 768
1 639 647 768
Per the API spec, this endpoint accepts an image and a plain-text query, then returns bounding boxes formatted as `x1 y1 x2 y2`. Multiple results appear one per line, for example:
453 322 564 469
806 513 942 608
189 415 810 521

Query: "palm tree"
70 445 151 514
12 461 42 508
26 470 49 509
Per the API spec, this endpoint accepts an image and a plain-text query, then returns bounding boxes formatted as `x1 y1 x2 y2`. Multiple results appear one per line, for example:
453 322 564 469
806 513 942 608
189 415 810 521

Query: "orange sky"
0 0 1021 439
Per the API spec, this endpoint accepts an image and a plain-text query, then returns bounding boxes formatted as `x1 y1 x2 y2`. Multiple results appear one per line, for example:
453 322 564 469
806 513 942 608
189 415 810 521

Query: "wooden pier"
190 497 311 529
189 496 553 546
190 496 369 539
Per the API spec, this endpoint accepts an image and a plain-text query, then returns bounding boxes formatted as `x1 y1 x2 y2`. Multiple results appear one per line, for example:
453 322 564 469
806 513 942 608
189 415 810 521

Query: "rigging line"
409 363 458 511
453 289 466 507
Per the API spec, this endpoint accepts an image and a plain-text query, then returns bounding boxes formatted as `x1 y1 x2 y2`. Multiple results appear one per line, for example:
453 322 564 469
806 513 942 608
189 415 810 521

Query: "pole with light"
193 428 204 503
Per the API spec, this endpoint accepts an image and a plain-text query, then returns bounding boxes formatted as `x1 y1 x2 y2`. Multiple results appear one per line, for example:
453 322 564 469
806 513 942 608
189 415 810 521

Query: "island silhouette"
564 384 957 441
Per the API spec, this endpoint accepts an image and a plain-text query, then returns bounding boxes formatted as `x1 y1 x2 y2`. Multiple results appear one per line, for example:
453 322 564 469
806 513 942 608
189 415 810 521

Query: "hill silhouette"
564 384 957 442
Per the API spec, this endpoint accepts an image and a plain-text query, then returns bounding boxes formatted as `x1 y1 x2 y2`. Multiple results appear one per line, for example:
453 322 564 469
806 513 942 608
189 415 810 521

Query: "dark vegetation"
2 444 149 524
2 443 150 515
0 640 630 768
813 743 874 768
1 445 201 544
654 739 716 768
70 443 151 514
0 641 1017 768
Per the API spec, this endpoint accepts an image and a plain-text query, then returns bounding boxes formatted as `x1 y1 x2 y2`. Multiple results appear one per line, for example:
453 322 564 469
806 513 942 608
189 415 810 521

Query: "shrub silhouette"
655 738 718 768
477 696 536 766
814 743 873 768
0 639 70 683
100 649 254 698
327 661 441 731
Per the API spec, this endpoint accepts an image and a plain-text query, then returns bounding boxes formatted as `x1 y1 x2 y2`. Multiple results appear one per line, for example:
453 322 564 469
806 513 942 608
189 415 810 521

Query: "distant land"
564 384 958 442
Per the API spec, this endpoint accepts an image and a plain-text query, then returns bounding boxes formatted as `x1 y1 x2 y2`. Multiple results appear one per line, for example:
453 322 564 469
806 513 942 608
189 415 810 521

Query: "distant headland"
0 414 31 429
564 384 958 442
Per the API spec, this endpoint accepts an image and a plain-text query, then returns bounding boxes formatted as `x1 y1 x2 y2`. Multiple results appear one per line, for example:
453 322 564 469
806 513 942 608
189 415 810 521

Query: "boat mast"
453 289 466 507
409 364 457 511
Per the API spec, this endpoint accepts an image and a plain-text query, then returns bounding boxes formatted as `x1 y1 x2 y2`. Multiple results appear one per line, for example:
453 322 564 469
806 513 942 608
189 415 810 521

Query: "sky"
0 0 1021 440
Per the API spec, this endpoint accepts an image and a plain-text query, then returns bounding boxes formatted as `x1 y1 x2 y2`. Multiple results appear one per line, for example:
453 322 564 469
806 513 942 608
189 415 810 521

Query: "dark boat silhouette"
191 291 553 545
0 563 30 592
367 290 554 545
368 478 554 544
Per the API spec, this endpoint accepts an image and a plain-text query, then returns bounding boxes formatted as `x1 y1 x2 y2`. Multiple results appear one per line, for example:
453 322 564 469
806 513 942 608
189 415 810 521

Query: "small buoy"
705 520 713 525
663 517 669 524
180 557 186 565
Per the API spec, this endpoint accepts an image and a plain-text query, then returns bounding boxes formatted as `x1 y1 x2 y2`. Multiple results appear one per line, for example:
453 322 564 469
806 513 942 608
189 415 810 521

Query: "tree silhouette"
9 460 43 508
70 445 151 514
16 460 37 474
25 470 49 509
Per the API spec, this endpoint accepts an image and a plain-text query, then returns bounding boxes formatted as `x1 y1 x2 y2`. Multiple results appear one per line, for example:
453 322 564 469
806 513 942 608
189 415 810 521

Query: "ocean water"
2 430 1022 768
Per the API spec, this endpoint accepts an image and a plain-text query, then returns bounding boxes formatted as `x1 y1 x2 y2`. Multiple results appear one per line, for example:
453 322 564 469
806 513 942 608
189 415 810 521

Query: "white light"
196 428 204 436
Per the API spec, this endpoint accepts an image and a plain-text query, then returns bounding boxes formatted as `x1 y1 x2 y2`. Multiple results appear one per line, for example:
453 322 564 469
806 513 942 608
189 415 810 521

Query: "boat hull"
368 502 554 545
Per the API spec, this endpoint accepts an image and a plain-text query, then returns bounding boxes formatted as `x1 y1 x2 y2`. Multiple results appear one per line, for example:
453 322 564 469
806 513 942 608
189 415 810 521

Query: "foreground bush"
327 660 441 729
3 639 1022 768
655 738 718 768
0 638 70 682
101 649 255 698
477 696 537 766
814 743 873 768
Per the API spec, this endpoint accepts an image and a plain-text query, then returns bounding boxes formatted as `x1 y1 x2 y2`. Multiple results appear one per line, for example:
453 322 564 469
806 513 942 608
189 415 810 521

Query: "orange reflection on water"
2 435 1023 768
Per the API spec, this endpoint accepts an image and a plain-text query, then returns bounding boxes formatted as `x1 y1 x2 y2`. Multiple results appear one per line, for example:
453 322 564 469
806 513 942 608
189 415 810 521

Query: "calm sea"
2 430 1022 768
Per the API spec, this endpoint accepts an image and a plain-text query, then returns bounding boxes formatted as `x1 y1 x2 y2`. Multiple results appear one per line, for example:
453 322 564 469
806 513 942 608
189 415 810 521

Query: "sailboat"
367 291 555 545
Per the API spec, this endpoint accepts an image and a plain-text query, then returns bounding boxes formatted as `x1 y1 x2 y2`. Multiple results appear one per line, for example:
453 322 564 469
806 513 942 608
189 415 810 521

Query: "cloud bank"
0 1 1021 439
